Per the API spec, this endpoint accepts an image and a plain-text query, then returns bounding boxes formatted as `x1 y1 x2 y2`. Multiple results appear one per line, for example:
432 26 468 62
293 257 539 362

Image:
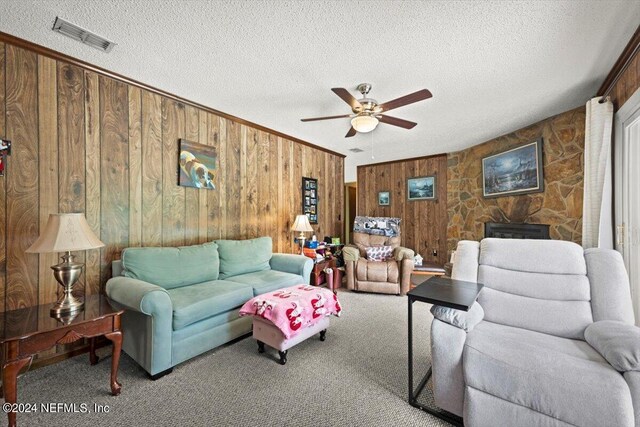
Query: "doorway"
344 182 357 244
614 87 640 324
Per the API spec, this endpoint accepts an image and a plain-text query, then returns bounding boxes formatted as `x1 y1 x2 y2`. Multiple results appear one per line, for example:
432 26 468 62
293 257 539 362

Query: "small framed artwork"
302 177 318 224
178 139 217 190
407 176 436 200
482 138 544 198
378 191 390 206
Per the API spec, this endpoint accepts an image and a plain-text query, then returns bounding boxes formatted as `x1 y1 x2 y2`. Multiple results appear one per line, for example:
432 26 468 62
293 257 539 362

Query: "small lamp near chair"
291 214 314 255
26 213 105 316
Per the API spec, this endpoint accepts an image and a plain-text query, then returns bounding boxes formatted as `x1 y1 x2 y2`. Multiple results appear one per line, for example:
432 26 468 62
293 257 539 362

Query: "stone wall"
447 106 585 252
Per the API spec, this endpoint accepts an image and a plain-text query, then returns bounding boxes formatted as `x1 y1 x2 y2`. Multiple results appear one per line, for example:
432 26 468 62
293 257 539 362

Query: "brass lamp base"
298 233 306 255
50 251 85 315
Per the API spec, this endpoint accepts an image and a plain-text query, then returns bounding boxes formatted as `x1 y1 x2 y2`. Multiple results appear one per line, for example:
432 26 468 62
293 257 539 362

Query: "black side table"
408 276 484 426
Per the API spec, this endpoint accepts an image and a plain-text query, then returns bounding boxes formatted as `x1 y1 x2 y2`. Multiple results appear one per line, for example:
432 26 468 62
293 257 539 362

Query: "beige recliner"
342 232 414 295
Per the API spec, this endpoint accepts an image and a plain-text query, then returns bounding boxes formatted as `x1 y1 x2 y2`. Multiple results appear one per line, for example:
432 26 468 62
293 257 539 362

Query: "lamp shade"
351 115 379 133
26 213 105 253
291 214 314 232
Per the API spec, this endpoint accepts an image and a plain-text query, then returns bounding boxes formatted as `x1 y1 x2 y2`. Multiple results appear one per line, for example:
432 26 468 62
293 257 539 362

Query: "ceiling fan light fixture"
351 115 379 133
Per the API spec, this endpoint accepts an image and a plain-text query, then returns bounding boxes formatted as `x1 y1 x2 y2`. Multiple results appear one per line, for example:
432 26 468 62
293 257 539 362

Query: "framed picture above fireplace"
482 138 544 198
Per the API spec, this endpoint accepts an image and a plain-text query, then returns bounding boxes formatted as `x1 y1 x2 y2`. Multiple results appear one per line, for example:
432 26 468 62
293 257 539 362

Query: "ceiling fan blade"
331 88 362 110
378 89 432 112
301 114 352 122
345 127 357 138
378 115 417 129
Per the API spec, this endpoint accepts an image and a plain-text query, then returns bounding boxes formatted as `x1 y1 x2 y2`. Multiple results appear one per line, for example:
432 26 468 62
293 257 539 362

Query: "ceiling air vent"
52 17 116 52
349 148 364 153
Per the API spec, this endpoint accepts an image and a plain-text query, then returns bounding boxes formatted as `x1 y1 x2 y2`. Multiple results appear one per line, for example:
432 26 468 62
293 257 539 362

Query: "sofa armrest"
106 276 172 315
585 320 640 372
394 246 415 261
106 276 173 376
431 319 467 416
430 302 484 332
270 253 313 284
342 245 360 262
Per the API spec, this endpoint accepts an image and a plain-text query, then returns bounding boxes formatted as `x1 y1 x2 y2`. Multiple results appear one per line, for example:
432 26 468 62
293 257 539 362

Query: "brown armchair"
342 232 415 295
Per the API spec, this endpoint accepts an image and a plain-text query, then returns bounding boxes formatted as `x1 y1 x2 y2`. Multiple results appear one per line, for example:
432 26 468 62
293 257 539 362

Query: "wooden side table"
310 257 340 291
0 295 124 427
411 263 447 288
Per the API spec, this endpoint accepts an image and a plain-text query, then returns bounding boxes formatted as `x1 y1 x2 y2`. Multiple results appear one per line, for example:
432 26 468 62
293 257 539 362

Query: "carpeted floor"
15 290 449 426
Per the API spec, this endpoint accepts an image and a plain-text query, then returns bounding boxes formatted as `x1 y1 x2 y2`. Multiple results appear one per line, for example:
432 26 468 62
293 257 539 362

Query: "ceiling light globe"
351 115 379 133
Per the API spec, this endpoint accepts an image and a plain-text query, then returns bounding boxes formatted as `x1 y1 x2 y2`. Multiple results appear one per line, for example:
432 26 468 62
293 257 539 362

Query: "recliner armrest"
342 245 360 262
585 320 640 372
430 302 484 332
106 276 172 316
394 246 414 261
269 253 313 284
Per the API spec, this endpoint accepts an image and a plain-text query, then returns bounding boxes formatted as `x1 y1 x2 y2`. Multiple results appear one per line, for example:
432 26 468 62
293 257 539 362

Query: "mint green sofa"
105 237 312 378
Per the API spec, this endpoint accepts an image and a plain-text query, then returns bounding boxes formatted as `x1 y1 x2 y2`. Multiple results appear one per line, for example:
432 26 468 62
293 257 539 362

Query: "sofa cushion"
122 242 219 289
479 238 587 275
477 287 593 340
463 321 634 427
216 237 272 279
477 238 593 340
223 270 302 296
166 280 253 330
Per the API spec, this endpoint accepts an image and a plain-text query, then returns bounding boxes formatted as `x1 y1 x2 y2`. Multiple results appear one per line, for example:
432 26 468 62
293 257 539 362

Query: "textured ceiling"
1 1 639 181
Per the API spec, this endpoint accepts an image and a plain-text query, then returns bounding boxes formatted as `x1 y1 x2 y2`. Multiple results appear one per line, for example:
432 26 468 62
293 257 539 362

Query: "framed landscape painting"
378 191 390 206
178 139 217 190
482 138 544 198
407 176 436 200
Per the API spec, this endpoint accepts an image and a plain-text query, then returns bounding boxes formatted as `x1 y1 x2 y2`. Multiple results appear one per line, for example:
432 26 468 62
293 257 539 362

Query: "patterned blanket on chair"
239 285 342 339
353 216 401 237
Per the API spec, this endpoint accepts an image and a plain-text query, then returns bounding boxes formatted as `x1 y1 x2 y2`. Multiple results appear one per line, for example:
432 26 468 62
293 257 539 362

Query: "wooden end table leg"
2 356 32 427
89 337 99 365
104 331 122 396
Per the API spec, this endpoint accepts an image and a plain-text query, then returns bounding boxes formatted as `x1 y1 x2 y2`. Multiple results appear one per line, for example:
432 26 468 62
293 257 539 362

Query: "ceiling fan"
301 83 432 138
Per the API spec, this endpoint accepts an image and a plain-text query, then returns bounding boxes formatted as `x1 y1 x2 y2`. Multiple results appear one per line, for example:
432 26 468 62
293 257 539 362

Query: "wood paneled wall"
356 155 448 266
608 46 640 111
0 41 344 312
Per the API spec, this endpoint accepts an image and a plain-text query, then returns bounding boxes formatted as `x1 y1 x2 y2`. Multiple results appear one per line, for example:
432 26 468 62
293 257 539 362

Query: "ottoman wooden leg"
320 329 327 341
278 350 288 365
257 340 265 353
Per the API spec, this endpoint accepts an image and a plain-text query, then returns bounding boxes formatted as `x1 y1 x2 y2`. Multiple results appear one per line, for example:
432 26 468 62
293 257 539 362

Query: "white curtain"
582 97 614 249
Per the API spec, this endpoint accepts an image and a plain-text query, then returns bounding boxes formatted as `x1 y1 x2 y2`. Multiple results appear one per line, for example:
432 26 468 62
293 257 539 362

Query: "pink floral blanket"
239 285 342 339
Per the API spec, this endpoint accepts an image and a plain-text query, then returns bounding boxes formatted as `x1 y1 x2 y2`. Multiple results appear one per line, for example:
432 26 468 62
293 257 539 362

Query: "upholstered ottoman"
239 284 342 365
253 316 329 365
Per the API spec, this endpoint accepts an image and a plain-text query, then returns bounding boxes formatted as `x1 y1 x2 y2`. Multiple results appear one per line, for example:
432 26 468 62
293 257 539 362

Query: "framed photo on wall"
378 191 390 206
178 139 217 190
302 177 318 224
482 138 544 198
407 176 436 200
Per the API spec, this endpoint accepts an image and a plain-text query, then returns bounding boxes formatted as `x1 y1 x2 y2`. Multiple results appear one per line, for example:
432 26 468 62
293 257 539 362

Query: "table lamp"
26 213 105 315
291 214 314 255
